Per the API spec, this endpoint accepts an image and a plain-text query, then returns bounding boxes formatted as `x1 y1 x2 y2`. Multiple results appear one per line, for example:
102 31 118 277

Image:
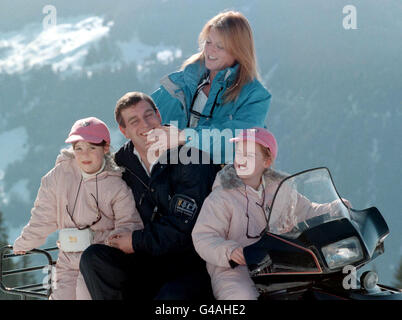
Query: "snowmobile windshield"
267 167 351 239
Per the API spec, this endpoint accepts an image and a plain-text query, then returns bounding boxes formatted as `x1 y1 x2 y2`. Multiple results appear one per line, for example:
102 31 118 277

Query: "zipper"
186 85 223 127
208 86 223 119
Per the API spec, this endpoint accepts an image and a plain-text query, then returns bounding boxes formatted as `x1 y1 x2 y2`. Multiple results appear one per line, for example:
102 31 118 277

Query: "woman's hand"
107 232 134 254
230 247 246 265
145 125 186 153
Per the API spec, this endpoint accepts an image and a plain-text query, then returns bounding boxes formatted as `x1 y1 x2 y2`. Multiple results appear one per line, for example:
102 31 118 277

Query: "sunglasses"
244 184 269 239
66 176 102 230
187 75 223 126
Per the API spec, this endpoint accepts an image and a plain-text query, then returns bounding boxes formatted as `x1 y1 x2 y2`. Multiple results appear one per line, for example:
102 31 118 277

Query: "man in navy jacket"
80 92 219 300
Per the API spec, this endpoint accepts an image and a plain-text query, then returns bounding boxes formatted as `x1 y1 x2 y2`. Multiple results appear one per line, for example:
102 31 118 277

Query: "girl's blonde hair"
257 144 274 173
181 11 260 103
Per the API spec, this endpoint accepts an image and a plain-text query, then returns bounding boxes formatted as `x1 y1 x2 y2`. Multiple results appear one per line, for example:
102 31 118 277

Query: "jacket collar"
81 158 106 180
114 141 150 188
216 164 288 193
170 60 239 93
56 147 123 181
213 63 239 84
116 140 181 181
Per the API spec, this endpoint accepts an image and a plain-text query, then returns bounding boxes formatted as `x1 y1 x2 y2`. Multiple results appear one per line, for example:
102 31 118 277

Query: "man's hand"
230 247 246 266
107 232 134 254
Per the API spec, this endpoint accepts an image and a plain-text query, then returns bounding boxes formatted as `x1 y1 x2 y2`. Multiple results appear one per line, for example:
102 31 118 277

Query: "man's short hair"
115 92 158 128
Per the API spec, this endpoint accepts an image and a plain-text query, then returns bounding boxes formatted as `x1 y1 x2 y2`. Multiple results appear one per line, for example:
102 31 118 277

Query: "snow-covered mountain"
0 15 182 77
0 17 112 74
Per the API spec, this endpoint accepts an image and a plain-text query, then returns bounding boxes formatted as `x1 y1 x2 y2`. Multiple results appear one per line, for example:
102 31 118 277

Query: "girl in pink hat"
13 117 143 300
192 127 347 300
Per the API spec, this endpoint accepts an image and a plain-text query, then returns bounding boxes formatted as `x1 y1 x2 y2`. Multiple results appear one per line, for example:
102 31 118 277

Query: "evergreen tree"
394 257 402 289
0 210 35 300
0 210 20 300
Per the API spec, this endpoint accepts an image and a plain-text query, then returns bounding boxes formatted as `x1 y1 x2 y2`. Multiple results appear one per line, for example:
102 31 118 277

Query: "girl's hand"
13 250 26 255
341 198 352 209
230 247 246 266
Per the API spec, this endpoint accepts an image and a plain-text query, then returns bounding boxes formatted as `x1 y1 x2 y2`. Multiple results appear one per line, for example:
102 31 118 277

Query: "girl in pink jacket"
192 128 346 300
13 117 143 300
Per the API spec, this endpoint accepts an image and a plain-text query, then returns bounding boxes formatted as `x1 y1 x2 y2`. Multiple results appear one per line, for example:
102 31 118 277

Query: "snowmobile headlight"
321 236 364 270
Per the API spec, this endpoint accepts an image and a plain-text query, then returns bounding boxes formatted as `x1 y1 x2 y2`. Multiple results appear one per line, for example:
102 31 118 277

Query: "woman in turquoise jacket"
149 11 271 164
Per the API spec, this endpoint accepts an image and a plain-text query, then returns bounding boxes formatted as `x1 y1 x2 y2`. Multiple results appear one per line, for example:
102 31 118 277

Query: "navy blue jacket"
114 141 220 269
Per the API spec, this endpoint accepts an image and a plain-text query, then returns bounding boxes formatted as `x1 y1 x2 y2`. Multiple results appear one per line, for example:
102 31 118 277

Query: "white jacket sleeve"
192 193 240 268
13 170 58 252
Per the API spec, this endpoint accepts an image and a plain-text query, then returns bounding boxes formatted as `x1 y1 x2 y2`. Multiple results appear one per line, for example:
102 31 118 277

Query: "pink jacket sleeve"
13 170 58 252
295 194 346 223
108 181 144 238
192 192 240 268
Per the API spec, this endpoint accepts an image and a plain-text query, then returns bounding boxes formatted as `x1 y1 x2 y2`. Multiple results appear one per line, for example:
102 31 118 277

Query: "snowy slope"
0 15 182 76
0 17 113 74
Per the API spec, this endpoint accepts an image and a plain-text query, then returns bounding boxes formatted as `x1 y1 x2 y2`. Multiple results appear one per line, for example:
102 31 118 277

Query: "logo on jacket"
171 194 198 223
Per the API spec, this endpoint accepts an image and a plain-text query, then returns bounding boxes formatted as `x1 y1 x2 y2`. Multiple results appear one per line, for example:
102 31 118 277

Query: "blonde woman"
149 11 271 164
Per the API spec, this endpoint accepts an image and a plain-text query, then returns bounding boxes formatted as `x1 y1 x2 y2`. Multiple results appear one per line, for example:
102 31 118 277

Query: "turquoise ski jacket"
151 61 271 164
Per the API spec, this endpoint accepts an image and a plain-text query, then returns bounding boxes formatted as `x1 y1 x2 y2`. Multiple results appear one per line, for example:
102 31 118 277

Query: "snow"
156 49 182 65
0 16 183 76
52 49 89 73
0 16 113 75
117 37 182 71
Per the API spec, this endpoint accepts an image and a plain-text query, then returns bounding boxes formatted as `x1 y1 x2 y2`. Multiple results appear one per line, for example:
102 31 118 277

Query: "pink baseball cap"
230 127 278 160
65 117 111 144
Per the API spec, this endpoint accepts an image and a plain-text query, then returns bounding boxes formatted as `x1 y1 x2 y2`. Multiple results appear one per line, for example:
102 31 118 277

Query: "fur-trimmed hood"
214 164 288 191
55 147 124 175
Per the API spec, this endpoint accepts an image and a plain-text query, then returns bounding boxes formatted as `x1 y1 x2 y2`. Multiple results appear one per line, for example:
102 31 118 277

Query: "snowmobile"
243 167 402 300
